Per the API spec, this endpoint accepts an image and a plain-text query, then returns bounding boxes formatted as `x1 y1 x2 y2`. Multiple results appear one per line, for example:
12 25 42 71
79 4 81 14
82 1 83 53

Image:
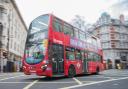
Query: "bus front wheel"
68 66 76 78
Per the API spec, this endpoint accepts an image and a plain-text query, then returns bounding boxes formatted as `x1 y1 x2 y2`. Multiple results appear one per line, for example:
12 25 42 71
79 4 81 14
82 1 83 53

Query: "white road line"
72 78 83 85
23 80 38 89
0 75 24 81
60 77 128 89
0 73 23 77
0 75 8 77
78 76 112 79
82 81 96 83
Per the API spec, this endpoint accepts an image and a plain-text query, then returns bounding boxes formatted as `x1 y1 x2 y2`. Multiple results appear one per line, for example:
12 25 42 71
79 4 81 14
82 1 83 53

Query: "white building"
0 0 27 72
93 12 128 69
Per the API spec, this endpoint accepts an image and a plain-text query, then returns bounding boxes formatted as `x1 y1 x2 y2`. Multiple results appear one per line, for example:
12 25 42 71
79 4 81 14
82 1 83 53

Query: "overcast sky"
15 0 128 28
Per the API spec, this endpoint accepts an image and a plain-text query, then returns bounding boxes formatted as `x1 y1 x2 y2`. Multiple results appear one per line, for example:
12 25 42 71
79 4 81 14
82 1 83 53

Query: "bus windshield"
25 15 49 65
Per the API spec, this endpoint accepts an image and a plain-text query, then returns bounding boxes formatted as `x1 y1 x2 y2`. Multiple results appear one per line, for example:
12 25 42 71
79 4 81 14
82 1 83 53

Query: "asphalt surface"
0 69 128 89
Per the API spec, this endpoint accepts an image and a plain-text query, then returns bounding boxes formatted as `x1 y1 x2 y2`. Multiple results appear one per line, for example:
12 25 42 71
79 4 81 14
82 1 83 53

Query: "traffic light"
3 52 8 58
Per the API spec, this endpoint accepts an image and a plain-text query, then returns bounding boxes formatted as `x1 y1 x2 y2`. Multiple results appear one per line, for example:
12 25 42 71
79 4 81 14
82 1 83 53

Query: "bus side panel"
64 35 70 46
75 60 83 74
92 61 97 73
64 60 71 76
64 60 83 76
98 62 104 71
88 61 96 73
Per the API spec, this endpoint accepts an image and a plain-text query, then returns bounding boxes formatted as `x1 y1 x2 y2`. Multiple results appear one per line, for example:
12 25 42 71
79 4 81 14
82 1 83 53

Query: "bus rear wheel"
68 66 76 78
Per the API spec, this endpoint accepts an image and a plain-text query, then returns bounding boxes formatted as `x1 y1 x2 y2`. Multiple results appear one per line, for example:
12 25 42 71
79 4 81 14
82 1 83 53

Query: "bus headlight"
23 66 26 69
43 60 49 64
41 64 48 70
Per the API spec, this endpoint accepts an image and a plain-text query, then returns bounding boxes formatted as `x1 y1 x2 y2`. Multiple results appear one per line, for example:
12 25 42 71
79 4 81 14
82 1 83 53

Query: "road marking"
0 74 23 77
0 75 24 81
23 80 38 89
78 76 112 79
72 78 83 85
60 77 128 89
0 73 23 77
0 75 9 77
113 83 118 86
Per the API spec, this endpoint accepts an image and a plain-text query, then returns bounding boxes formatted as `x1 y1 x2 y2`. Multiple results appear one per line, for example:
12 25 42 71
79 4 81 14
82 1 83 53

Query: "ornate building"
0 0 27 72
93 12 128 68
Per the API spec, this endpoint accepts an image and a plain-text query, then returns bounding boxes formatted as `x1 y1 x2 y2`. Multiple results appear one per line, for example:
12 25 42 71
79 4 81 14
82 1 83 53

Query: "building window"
102 42 109 48
0 7 4 19
111 44 115 48
101 34 109 41
119 34 125 39
14 42 16 50
10 39 13 49
120 42 124 48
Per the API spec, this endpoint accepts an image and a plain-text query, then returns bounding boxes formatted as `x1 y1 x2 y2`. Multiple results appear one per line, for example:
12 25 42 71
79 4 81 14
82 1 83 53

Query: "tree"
70 15 87 31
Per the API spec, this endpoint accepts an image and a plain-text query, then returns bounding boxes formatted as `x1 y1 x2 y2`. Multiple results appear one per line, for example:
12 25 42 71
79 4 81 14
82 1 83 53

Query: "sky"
15 0 128 28
109 0 128 18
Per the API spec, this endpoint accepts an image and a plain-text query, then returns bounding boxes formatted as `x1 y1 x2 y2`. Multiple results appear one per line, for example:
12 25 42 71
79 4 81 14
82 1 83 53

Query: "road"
0 69 128 89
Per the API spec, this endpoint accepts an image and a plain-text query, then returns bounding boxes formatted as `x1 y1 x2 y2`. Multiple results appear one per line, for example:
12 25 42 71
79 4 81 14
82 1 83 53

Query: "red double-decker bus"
22 14 104 77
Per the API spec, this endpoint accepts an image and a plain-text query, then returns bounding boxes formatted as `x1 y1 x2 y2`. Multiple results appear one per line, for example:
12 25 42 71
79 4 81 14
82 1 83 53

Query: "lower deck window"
66 51 75 60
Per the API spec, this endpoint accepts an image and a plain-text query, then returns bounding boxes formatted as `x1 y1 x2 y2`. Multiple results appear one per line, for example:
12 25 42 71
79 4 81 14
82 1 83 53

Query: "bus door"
51 44 64 74
83 51 88 73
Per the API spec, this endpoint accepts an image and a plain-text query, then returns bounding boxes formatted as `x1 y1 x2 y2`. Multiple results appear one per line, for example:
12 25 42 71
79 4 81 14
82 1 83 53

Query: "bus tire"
68 65 76 78
95 67 99 75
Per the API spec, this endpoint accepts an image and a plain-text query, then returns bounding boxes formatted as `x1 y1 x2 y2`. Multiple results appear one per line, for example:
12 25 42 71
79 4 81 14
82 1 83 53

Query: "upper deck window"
79 31 85 41
74 28 79 38
27 15 49 44
29 15 49 34
53 18 63 32
63 23 74 37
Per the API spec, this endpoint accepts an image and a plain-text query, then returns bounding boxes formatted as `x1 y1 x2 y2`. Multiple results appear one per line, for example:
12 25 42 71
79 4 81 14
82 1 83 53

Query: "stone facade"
93 12 128 69
0 0 27 72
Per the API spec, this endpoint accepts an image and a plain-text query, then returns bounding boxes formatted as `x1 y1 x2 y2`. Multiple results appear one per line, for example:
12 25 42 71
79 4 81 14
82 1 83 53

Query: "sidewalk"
101 69 128 75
